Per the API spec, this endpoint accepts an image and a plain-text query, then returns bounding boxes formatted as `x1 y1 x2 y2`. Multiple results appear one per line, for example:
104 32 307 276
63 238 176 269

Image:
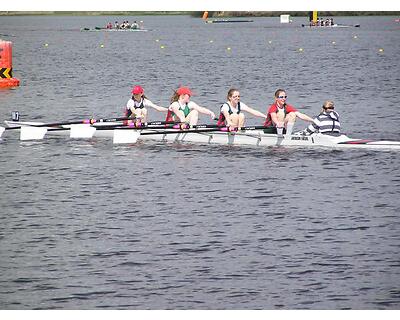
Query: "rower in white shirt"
125 85 167 125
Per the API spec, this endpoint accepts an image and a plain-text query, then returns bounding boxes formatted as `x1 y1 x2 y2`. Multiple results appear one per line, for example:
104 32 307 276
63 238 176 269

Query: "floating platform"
205 19 254 24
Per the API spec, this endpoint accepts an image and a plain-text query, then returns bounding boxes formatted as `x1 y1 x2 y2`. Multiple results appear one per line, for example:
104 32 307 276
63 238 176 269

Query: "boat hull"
80 28 148 32
4 121 400 150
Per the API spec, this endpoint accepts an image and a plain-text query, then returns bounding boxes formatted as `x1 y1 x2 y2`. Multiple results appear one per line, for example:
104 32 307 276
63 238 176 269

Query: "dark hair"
274 89 285 98
132 94 147 101
227 88 239 100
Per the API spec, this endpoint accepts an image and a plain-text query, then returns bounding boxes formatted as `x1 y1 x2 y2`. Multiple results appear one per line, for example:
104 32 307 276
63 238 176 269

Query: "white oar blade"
69 124 96 138
20 126 48 140
0 126 5 138
113 129 140 144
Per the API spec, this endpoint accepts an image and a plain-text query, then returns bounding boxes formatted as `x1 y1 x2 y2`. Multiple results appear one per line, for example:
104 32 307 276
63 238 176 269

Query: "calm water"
0 15 400 309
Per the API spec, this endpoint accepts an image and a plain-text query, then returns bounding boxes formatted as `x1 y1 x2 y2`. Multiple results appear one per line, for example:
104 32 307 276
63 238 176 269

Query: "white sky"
1 0 399 11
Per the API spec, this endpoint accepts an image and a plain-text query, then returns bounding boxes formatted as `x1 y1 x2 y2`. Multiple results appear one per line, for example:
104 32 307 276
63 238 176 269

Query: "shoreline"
1 11 400 17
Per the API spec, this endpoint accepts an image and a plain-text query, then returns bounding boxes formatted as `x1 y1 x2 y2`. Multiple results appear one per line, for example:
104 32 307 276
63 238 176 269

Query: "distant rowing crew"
125 85 341 138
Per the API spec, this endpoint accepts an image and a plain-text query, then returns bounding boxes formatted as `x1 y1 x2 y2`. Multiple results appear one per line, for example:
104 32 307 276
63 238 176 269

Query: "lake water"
0 15 400 310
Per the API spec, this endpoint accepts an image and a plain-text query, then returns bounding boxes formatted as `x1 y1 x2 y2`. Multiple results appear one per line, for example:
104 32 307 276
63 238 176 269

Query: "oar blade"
113 129 140 144
0 126 5 138
20 126 48 140
69 124 96 138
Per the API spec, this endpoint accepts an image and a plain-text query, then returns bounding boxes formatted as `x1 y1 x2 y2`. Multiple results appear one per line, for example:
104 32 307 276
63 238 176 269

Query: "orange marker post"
0 40 20 88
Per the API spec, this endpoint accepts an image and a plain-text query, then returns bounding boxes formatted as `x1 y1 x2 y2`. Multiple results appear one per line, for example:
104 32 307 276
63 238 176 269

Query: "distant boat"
205 19 254 24
81 27 148 32
301 24 360 28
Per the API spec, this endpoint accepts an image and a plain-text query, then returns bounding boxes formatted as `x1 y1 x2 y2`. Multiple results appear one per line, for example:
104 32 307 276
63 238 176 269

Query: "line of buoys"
0 40 20 88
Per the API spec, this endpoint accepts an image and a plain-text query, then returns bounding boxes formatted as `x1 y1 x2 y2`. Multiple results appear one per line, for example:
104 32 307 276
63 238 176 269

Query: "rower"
301 100 341 136
263 89 313 136
125 85 168 126
217 88 267 130
131 21 139 29
165 86 215 128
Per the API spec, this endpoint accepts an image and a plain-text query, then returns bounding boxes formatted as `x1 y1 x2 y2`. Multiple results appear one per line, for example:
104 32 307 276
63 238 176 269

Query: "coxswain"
302 100 341 136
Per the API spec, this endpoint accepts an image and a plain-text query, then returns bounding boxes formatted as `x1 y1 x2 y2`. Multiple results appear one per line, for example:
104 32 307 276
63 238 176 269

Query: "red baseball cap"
176 86 193 97
131 85 144 95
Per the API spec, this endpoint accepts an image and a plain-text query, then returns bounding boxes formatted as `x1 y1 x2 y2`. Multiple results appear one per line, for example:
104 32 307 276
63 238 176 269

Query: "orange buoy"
0 40 20 88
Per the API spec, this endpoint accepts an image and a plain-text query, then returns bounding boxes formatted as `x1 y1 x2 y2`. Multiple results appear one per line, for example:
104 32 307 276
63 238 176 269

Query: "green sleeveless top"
172 102 190 118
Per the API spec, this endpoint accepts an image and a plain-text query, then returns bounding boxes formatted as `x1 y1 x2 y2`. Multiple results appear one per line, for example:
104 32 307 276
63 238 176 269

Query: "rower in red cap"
125 85 168 125
166 86 215 127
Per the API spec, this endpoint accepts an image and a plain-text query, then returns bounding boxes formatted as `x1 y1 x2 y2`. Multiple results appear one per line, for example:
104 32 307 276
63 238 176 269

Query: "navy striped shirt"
305 110 341 136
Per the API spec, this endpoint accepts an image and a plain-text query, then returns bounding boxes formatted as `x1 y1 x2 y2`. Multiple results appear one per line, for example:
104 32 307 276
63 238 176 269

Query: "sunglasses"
277 95 287 99
232 95 240 98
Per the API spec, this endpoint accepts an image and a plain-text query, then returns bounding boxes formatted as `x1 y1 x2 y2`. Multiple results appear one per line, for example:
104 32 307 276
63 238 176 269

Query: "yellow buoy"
44 43 49 47
160 45 165 49
268 40 272 44
100 44 104 48
209 40 213 43
298 48 304 52
378 48 384 53
332 41 336 45
227 47 231 51
353 35 358 39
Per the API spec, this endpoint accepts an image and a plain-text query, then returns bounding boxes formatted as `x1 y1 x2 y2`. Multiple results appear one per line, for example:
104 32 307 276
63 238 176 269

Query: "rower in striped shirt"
303 101 341 136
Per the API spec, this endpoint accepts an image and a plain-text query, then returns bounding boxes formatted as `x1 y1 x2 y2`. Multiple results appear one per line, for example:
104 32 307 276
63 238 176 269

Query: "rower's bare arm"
243 105 267 118
154 105 168 112
147 101 167 112
296 112 314 122
270 112 279 126
193 103 215 119
223 110 233 126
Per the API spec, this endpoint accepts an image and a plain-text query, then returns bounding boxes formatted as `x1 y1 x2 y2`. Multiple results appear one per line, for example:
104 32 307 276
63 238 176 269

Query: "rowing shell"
3 120 400 150
301 24 360 28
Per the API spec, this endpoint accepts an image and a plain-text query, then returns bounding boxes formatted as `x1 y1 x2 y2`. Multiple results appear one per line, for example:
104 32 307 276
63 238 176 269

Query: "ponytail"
170 91 180 104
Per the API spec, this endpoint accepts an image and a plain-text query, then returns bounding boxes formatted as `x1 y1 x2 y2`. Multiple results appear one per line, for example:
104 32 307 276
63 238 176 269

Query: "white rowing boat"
301 24 360 28
2 120 400 150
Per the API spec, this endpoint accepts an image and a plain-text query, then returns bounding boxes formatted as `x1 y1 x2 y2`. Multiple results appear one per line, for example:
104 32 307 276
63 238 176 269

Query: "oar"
3 116 132 130
113 127 222 144
99 117 220 131
69 120 182 139
112 125 272 144
92 120 179 130
0 116 132 139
